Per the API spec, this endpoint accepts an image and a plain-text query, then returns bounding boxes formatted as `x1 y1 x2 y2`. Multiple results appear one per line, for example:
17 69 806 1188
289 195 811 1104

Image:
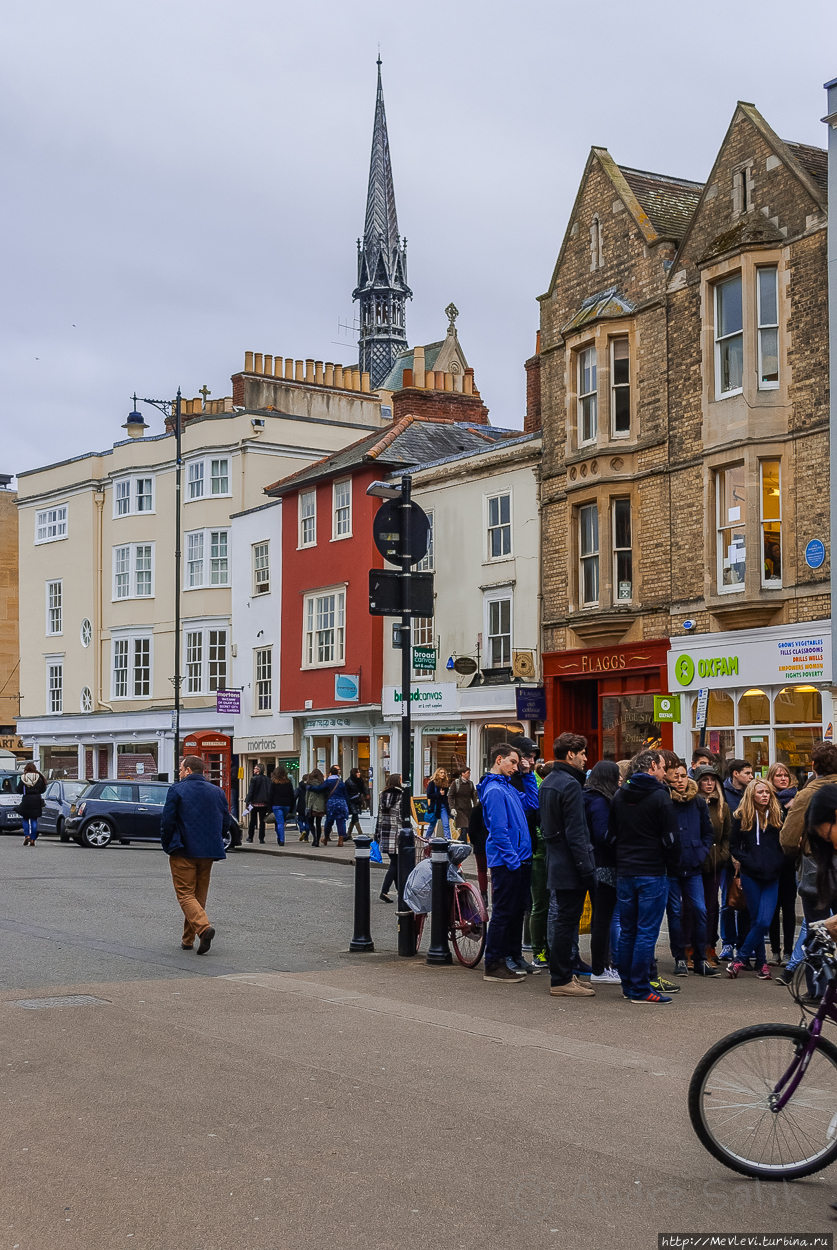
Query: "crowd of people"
243 764 369 849
383 734 837 1004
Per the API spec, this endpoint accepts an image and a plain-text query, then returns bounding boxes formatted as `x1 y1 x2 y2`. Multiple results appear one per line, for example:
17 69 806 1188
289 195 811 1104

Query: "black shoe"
246 836 254 843
197 926 215 955
694 961 721 977
507 955 539 976
776 969 794 986
379 893 393 903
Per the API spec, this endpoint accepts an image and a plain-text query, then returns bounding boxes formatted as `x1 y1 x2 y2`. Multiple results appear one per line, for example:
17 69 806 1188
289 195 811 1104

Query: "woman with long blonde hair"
727 778 786 981
424 766 451 838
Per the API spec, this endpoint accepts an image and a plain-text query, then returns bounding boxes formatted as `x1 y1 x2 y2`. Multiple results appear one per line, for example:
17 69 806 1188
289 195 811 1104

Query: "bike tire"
689 1022 837 1179
450 881 487 969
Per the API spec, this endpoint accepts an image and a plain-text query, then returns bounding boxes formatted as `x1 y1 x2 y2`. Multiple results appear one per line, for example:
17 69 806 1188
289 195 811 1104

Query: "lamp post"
130 389 182 776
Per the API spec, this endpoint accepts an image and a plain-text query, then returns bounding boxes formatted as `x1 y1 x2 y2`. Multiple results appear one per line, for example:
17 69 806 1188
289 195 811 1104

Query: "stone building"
535 102 831 774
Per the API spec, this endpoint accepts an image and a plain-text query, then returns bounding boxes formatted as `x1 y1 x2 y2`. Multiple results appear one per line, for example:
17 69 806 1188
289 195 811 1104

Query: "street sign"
216 690 240 715
453 656 478 675
335 674 360 702
694 688 709 729
412 645 436 670
368 569 434 616
372 500 431 566
653 694 681 723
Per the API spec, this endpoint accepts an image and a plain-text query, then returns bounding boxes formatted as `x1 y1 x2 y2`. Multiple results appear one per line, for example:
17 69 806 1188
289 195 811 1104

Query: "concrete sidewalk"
235 830 481 880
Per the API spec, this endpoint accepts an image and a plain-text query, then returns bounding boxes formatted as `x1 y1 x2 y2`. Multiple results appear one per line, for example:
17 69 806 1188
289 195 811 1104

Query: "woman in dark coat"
316 768 351 847
245 764 271 843
268 768 296 847
728 779 785 981
17 765 46 846
375 774 403 902
767 762 799 964
583 761 621 982
294 775 310 842
345 767 368 841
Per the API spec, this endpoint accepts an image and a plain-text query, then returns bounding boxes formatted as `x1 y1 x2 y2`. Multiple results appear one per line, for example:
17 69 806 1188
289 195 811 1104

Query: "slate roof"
784 141 828 196
618 166 704 241
699 215 786 265
563 286 636 334
380 340 445 391
263 417 512 497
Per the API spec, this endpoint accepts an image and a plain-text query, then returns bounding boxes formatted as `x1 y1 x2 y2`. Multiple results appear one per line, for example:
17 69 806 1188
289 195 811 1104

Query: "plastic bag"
370 839 383 864
404 859 433 914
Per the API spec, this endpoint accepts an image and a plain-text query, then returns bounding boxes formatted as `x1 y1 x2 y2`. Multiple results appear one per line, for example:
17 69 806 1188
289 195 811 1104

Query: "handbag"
370 839 383 865
727 873 746 911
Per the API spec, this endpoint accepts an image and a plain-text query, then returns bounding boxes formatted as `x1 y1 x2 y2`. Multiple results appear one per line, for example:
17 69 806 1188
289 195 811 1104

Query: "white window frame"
483 591 512 669
112 475 156 517
610 337 631 438
332 478 352 540
187 460 205 501
417 509 434 571
45 655 63 714
182 623 229 695
46 579 63 636
611 498 633 603
716 465 747 595
252 541 270 595
299 490 317 548
760 459 782 590
112 542 155 600
714 274 744 399
757 266 779 391
209 457 231 497
254 646 273 713
184 529 229 589
578 346 598 444
302 586 346 669
486 492 512 561
579 503 600 608
35 505 67 544
110 632 153 700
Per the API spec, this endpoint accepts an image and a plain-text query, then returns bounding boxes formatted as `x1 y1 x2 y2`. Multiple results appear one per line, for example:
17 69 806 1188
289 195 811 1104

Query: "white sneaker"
590 968 621 984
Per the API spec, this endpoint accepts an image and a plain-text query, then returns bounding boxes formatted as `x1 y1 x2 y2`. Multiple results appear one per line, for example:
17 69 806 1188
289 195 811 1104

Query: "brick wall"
391 385 489 425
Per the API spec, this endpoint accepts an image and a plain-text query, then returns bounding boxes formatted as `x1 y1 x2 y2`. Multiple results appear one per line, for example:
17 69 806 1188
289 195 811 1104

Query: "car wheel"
82 818 113 848
58 819 69 843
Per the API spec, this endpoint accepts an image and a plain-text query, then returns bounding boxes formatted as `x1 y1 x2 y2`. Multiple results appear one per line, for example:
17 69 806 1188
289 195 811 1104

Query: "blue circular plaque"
805 539 826 570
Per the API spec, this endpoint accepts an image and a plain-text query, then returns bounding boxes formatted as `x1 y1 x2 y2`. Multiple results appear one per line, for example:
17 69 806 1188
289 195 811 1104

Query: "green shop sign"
653 695 681 723
412 646 437 670
675 654 739 686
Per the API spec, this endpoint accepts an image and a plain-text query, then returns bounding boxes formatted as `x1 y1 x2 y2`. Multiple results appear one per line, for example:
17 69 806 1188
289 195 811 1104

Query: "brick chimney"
524 330 541 433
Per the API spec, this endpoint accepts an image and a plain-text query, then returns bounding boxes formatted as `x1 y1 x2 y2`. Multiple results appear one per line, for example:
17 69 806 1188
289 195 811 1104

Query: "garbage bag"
404 859 433 915
370 839 383 864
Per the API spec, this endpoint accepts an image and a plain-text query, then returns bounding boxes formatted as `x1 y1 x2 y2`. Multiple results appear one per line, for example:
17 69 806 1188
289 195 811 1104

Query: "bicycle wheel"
450 881 487 968
414 913 426 954
689 1023 837 1179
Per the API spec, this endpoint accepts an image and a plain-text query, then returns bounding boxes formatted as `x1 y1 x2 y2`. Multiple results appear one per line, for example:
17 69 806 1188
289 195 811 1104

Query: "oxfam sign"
675 654 739 686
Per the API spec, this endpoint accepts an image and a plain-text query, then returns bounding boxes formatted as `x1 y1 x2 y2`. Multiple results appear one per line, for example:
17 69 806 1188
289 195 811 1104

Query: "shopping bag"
579 891 593 935
727 873 746 911
370 839 383 864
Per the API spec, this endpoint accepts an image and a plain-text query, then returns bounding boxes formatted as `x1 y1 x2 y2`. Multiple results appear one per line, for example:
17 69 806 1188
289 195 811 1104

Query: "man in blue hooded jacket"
161 755 232 955
478 743 539 982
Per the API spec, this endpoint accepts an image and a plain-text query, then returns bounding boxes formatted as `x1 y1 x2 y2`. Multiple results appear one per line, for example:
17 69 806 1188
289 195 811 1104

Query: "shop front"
668 621 833 782
543 639 672 765
297 710 388 812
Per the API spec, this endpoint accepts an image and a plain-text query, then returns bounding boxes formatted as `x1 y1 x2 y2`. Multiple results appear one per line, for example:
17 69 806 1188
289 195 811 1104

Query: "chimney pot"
361 372 371 393
334 364 344 388
263 355 273 376
254 353 264 375
324 363 334 386
274 356 283 376
403 368 414 388
295 360 303 382
285 358 294 380
305 359 315 383
315 361 324 385
444 371 454 392
245 351 254 372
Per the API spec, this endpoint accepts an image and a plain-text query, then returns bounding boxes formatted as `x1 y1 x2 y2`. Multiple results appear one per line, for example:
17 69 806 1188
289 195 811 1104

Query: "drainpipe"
93 491 112 711
824 76 837 698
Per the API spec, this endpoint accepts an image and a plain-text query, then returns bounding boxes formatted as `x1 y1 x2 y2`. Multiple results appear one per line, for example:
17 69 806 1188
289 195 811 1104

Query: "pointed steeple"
353 58 412 389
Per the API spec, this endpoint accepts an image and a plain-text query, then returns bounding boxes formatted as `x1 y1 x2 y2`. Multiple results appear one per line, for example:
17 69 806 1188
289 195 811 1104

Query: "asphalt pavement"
1 834 836 1250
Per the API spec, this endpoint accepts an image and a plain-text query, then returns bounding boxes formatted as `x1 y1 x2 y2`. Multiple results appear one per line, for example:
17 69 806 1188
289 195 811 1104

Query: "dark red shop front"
543 639 671 765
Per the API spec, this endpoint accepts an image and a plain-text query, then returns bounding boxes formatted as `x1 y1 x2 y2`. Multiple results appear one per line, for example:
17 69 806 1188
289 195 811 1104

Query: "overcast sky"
2 0 835 477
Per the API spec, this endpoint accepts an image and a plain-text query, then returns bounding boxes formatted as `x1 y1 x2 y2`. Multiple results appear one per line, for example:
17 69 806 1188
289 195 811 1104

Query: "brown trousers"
169 855 213 945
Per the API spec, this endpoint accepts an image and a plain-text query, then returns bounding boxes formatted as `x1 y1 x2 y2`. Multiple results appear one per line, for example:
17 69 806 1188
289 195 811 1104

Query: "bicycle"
410 834 488 969
689 922 837 1178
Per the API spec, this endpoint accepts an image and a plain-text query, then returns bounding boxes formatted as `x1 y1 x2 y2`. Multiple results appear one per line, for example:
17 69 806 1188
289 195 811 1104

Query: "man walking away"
161 755 232 955
540 733 596 999
479 744 537 983
608 750 680 1004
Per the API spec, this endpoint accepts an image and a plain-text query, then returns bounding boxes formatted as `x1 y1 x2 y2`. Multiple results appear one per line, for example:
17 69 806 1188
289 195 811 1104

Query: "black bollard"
426 835 453 965
349 834 375 953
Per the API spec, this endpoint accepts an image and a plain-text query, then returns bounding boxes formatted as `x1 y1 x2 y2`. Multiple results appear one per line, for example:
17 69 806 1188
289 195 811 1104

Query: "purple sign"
216 690 241 715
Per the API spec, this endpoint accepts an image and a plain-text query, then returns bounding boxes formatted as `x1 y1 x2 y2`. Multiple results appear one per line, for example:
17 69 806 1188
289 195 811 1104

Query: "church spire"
353 58 411 389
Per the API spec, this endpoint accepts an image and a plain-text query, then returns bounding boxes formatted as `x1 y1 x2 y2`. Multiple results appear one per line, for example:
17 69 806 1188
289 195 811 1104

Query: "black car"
0 769 23 833
41 779 91 841
65 779 237 850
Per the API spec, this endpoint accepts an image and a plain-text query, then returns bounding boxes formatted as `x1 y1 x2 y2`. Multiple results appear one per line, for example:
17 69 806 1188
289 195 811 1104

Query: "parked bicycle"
405 835 488 968
689 922 837 1178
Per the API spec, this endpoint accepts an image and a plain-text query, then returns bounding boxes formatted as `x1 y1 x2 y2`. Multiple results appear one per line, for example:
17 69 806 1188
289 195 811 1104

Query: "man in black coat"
539 732 596 998
161 755 232 954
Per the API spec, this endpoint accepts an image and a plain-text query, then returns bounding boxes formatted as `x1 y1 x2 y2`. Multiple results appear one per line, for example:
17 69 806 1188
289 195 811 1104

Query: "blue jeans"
485 863 525 968
737 875 780 967
425 808 450 839
668 874 707 960
22 818 38 841
272 805 289 845
617 875 669 999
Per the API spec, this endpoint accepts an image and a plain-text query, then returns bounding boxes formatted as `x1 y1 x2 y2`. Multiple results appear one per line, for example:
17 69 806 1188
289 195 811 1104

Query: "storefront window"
601 695 661 761
742 734 770 775
738 688 770 726
311 737 331 774
422 732 467 788
775 728 821 779
376 736 391 786
691 691 734 727
774 686 822 725
117 741 158 778
481 723 523 776
41 745 79 779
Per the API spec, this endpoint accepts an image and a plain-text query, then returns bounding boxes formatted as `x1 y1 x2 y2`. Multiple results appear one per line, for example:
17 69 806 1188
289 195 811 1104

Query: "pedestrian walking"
305 769 326 846
449 767 477 839
541 732 596 998
294 775 310 842
320 767 351 847
728 779 785 981
479 743 538 983
424 769 451 839
692 763 731 966
375 773 403 902
766 761 799 963
161 755 232 955
268 768 295 846
583 760 622 985
17 764 46 846
608 750 680 1005
667 762 719 977
245 764 270 843
345 767 367 841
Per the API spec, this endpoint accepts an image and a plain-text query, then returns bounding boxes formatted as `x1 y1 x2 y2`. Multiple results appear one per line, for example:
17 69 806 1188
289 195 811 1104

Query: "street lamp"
131 389 183 777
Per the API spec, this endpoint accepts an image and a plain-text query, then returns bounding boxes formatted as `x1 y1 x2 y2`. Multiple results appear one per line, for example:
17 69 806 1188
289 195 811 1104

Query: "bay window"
757 267 779 388
612 499 632 601
579 503 599 606
760 460 782 587
610 338 630 436
716 465 746 591
715 274 743 396
578 346 597 443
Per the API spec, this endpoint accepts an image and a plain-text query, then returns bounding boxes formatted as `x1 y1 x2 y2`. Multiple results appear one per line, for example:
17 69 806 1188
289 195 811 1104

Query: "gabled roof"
563 286 636 334
784 141 828 195
263 417 513 497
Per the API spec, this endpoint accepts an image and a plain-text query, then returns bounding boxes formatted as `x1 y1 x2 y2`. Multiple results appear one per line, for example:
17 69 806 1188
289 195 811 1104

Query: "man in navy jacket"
161 755 232 955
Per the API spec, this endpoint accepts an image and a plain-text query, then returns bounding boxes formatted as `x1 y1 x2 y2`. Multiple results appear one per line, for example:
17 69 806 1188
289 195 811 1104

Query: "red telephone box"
182 731 232 804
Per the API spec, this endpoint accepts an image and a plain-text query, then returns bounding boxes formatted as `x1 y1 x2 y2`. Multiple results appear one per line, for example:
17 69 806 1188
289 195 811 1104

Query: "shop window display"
480 723 523 776
689 685 823 781
601 694 661 761
738 688 770 726
41 745 79 779
116 742 158 779
691 690 735 770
